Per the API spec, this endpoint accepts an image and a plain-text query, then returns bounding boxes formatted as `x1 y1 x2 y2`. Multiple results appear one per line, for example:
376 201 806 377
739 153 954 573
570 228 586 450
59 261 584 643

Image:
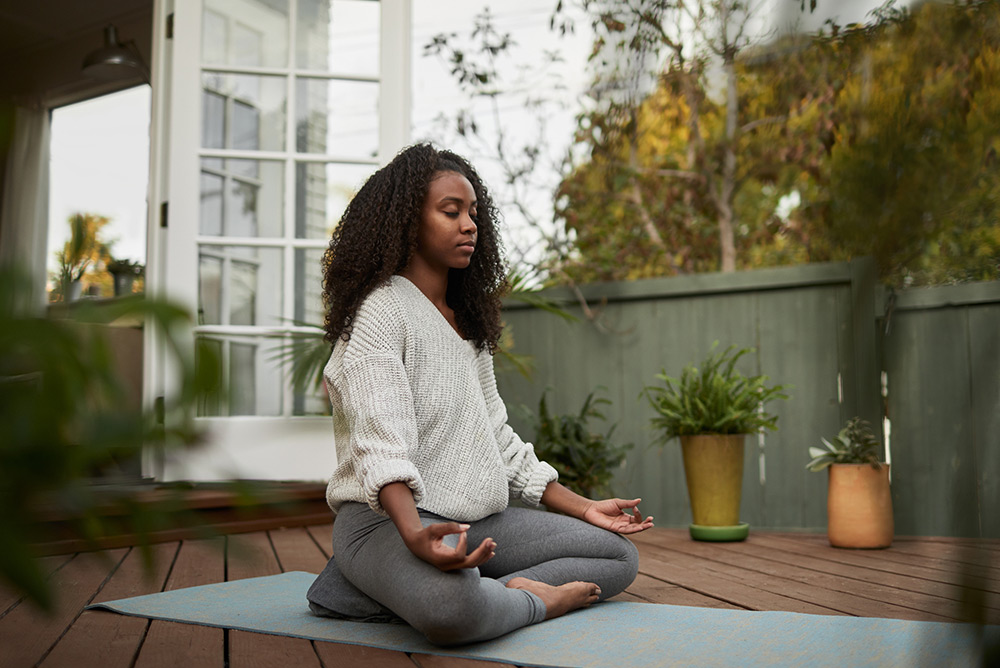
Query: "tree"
555 0 780 281
557 0 1000 286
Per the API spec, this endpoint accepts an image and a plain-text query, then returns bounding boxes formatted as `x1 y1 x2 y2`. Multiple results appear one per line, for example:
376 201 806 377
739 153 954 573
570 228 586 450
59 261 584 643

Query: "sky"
47 85 151 282
45 0 913 285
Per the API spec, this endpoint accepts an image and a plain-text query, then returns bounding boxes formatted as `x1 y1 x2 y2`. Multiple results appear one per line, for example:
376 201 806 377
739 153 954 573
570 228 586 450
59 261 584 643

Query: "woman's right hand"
401 522 496 572
379 482 495 572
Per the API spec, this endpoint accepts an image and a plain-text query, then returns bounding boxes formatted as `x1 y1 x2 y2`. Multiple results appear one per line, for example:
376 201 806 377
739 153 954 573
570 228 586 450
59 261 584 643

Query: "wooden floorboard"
133 538 225 668
39 542 177 668
3 526 997 668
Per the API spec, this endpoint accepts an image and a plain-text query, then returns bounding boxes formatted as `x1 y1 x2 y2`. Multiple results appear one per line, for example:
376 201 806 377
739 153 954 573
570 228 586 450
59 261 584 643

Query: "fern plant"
806 417 884 471
641 344 789 442
529 389 631 499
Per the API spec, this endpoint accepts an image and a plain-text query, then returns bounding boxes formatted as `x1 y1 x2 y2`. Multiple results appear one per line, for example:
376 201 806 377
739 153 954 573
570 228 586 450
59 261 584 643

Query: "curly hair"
321 143 508 353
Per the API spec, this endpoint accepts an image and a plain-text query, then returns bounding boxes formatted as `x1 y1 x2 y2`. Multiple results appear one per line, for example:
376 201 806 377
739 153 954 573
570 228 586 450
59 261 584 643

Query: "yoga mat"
88 571 998 668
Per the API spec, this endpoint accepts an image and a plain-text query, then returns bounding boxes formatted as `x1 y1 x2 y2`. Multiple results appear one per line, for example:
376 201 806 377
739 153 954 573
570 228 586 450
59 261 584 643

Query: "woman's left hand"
582 498 654 534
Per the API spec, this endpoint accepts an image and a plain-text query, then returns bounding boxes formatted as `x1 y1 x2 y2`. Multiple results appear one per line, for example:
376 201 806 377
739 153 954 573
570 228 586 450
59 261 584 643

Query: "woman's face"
413 170 478 272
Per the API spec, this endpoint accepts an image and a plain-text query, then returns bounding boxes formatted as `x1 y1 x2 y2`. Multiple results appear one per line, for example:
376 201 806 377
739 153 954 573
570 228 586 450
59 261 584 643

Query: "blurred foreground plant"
0 266 220 611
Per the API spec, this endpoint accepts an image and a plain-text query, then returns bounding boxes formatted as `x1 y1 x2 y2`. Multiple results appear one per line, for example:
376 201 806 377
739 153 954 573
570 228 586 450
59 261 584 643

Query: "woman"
307 143 653 646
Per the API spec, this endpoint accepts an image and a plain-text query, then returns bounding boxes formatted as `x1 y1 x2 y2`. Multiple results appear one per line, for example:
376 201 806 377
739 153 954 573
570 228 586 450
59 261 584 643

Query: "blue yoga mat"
88 571 997 668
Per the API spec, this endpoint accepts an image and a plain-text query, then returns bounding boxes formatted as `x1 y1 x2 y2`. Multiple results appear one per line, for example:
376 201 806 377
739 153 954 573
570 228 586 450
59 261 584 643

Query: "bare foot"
505 577 601 620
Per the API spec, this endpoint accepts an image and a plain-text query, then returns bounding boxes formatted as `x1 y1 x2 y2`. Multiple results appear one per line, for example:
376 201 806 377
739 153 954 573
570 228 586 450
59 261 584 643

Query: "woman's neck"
399 262 449 310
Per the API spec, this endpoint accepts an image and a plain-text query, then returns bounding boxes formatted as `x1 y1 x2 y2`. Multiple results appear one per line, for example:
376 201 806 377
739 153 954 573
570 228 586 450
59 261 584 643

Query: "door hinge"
160 201 168 228
154 396 165 425
166 13 174 39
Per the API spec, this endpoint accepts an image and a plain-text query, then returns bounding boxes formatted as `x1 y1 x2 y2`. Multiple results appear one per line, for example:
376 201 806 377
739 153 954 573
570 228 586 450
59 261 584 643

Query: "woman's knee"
408 579 490 646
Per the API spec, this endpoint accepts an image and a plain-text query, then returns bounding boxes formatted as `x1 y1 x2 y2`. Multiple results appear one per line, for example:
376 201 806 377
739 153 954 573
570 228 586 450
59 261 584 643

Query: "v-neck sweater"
323 275 558 522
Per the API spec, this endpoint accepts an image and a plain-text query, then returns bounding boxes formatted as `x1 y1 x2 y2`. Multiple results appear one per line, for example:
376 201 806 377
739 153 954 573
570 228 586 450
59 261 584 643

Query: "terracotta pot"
680 434 747 539
827 463 893 548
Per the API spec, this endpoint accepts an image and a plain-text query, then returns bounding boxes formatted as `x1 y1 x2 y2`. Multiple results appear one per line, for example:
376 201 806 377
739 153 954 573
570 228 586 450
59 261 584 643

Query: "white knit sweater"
323 275 558 522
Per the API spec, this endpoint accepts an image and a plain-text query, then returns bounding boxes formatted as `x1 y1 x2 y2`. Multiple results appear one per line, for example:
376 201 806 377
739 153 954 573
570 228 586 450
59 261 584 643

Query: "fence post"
849 258 882 433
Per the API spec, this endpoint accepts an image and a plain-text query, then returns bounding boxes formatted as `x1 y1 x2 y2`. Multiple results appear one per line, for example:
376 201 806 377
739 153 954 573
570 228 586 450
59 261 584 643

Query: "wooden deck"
1 525 997 668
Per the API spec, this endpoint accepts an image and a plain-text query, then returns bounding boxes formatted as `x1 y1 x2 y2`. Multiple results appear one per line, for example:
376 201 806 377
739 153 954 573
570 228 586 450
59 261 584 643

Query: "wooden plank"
738 534 1000 614
661 533 989 622
40 542 179 668
226 532 322 668
969 305 1000 539
0 554 73 617
629 533 842 616
313 642 418 668
635 534 956 622
753 533 1000 595
626 572 742 609
0 549 127 668
888 537 1000 572
756 284 845 530
134 538 226 668
885 308 981 537
410 654 517 668
306 523 333 558
268 526 330 574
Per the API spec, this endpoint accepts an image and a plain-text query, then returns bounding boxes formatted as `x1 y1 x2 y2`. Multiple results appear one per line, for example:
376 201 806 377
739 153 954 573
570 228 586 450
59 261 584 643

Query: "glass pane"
203 0 289 68
196 337 224 416
196 335 283 417
199 159 283 238
202 72 286 151
202 90 226 149
200 172 224 235
198 255 223 325
294 161 372 239
296 78 378 157
294 247 326 326
297 0 380 76
197 245 283 326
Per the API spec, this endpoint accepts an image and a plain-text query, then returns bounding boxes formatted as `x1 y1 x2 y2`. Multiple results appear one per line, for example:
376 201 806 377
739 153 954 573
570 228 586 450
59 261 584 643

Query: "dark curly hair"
321 143 508 353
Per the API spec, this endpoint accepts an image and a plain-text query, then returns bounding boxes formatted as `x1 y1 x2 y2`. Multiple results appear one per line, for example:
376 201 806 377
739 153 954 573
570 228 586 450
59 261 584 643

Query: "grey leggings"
331 502 639 646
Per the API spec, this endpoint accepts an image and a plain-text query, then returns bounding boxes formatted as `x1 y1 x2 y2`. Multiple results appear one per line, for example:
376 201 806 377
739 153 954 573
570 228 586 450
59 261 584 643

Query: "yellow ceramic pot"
680 434 749 541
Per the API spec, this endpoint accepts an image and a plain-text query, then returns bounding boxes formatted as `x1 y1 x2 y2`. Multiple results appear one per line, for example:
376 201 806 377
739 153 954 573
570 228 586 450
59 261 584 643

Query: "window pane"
232 100 260 151
202 10 228 65
294 247 326 325
200 159 283 238
294 161 371 239
297 0 379 76
198 255 223 325
200 172 224 235
203 0 289 68
202 90 226 149
228 341 258 415
197 245 283 326
202 73 286 151
196 335 283 417
296 78 378 157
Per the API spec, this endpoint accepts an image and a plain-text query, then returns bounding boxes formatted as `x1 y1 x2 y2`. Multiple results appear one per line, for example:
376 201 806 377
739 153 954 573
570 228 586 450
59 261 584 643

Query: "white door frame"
145 0 411 481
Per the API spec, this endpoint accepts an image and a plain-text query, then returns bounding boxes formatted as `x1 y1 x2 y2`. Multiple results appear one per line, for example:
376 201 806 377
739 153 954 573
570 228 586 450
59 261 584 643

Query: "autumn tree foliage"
556 0 1000 287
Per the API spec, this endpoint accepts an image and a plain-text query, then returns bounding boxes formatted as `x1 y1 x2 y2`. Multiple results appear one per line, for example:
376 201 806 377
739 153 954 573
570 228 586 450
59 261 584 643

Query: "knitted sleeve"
475 352 558 506
332 291 426 515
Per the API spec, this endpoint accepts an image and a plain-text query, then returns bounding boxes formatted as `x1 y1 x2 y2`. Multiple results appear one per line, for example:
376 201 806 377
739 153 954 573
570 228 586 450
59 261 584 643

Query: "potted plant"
528 389 632 499
642 344 788 542
807 417 893 548
107 258 144 297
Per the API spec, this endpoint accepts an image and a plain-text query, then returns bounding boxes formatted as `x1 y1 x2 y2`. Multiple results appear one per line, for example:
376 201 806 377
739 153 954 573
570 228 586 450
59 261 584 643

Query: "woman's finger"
428 522 470 538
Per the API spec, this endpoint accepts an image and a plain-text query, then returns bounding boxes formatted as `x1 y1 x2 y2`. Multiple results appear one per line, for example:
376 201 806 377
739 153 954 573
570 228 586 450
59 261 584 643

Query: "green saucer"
689 522 750 542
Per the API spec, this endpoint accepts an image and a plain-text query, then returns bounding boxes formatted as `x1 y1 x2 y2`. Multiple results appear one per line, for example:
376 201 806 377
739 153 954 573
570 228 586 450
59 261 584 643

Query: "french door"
146 0 410 480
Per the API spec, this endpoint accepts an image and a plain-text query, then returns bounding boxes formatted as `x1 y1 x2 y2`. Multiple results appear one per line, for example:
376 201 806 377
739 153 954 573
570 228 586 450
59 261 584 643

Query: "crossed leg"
330 503 638 646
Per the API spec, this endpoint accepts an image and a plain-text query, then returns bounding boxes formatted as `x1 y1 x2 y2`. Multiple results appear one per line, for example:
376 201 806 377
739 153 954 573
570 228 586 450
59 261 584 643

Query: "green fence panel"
499 260 999 537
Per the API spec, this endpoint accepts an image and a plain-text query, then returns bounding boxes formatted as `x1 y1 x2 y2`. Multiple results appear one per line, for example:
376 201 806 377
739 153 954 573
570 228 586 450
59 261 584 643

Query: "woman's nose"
461 213 477 234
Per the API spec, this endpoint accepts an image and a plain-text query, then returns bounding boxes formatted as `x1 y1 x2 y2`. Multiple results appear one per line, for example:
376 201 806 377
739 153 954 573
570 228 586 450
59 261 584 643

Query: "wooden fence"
497 259 999 538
